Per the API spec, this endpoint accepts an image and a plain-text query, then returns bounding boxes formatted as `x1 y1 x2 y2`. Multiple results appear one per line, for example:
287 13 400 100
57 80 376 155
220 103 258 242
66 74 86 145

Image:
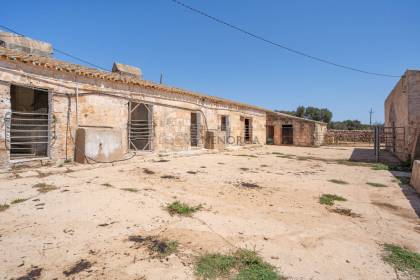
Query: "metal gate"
282 125 293 145
128 102 153 151
4 111 51 160
374 126 405 161
191 112 201 147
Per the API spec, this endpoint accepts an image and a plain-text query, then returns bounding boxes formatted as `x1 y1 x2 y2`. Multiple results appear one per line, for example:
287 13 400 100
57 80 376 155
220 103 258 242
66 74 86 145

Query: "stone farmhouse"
0 32 327 168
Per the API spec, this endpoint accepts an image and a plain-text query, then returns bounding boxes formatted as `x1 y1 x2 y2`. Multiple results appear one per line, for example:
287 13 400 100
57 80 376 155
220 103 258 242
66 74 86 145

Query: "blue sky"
2 1 419 123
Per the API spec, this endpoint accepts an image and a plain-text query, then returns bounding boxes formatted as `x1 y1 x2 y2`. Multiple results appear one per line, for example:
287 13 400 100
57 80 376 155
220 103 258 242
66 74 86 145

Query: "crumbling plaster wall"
0 59 266 166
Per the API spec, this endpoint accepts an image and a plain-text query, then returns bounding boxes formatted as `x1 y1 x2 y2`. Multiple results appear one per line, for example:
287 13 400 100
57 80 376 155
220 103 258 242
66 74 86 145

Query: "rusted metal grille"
282 125 293 145
5 111 51 160
374 126 405 161
128 102 153 151
191 112 200 147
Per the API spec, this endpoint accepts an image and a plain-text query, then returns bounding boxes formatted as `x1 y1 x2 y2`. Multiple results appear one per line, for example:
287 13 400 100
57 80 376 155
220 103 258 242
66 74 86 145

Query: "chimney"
0 31 53 57
112 62 142 79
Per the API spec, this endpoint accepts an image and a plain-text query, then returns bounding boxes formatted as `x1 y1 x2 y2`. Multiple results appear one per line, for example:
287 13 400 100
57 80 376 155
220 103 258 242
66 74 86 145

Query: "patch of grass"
319 194 347 206
239 167 250 171
395 176 411 186
196 253 237 279
101 183 113 187
11 198 28 204
32 183 58 193
271 152 284 155
187 171 197 174
0 204 10 212
195 249 285 280
166 201 202 216
366 182 388 188
382 244 420 278
121 188 138 192
128 235 178 258
328 207 361 218
328 179 349 185
371 163 389 171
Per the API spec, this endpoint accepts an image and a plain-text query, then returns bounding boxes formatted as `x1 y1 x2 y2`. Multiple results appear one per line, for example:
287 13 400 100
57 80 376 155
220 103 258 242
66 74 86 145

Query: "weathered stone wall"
410 160 420 194
385 70 420 161
324 130 373 145
0 59 266 167
266 113 327 147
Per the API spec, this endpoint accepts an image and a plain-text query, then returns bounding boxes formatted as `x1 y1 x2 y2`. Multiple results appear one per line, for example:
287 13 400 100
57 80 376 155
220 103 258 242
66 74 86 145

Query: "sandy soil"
0 145 419 280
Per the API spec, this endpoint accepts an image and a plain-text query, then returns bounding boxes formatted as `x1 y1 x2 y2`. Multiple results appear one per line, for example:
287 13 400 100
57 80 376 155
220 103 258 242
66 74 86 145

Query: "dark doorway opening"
266 125 274 145
282 124 293 145
244 118 252 143
191 112 200 147
7 85 50 160
128 102 152 151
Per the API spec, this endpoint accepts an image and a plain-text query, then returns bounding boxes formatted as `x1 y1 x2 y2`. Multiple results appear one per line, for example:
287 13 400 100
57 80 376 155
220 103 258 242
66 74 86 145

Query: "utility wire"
0 24 108 71
170 0 400 78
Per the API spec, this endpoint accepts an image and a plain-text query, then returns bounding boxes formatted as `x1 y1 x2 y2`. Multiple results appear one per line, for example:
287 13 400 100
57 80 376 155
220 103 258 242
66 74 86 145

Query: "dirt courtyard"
0 145 419 280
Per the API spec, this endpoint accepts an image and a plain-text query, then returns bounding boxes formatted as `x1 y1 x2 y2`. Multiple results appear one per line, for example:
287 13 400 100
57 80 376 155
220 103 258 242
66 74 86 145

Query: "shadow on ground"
350 148 420 218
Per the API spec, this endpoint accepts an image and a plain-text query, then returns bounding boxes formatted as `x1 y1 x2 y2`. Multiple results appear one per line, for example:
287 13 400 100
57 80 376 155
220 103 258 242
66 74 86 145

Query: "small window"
221 115 227 131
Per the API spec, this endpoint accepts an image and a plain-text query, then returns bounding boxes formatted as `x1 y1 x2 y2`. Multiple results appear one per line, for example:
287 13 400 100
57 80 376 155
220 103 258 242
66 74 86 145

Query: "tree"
275 106 333 123
296 106 305 118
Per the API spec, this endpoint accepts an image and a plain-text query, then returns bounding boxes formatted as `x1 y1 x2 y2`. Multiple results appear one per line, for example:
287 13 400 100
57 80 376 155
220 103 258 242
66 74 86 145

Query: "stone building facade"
266 112 327 147
384 70 420 162
0 42 266 168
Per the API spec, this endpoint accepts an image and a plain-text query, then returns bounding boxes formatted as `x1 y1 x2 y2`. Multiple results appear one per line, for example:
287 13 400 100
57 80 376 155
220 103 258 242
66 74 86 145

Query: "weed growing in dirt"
63 259 92 277
328 179 349 185
195 249 285 280
195 253 236 279
328 207 361 218
128 235 178 258
239 167 250 171
187 171 197 174
101 183 113 187
319 194 347 206
366 182 388 188
166 201 201 216
0 204 10 212
11 198 28 204
371 163 389 171
271 152 284 155
382 244 420 278
32 183 58 193
395 176 411 186
121 188 138 192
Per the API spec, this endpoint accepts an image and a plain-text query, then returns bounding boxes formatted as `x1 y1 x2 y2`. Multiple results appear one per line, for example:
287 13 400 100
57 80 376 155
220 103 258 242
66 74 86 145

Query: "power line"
170 0 401 78
0 24 108 71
